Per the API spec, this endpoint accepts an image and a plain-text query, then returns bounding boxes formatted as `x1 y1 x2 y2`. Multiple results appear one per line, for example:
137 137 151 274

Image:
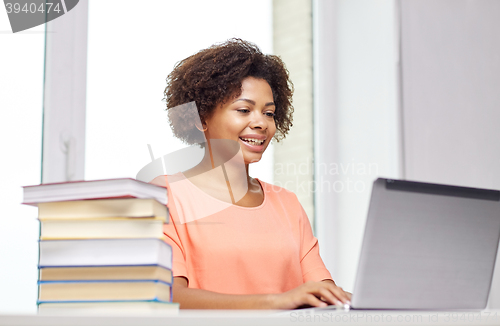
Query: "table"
1 310 499 326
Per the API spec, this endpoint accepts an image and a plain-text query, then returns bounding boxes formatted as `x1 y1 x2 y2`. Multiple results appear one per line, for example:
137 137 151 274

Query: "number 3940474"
5 2 62 14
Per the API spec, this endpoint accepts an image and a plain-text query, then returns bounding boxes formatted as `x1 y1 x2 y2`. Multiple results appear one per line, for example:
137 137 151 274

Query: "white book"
38 301 179 315
39 239 172 270
23 178 168 206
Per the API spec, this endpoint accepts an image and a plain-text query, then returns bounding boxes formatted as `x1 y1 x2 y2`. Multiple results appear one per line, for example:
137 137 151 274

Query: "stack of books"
22 178 179 314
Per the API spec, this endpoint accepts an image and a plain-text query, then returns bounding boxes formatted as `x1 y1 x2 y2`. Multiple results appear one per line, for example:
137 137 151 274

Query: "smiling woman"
200 76 277 208
164 39 293 146
204 77 276 166
150 39 351 309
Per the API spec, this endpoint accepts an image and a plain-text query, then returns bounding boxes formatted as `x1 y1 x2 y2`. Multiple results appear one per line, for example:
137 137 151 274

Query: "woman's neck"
182 140 251 204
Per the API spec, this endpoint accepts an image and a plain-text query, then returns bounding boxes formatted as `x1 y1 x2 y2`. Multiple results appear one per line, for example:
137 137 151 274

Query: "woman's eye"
237 109 250 113
265 112 275 117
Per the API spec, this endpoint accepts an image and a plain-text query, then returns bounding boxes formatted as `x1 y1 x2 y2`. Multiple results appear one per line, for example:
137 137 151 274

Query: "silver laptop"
309 178 500 311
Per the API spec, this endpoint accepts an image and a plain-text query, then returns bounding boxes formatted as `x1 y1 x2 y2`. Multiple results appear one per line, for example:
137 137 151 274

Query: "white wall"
0 14 44 313
315 0 500 306
335 0 400 291
314 0 400 291
399 0 500 309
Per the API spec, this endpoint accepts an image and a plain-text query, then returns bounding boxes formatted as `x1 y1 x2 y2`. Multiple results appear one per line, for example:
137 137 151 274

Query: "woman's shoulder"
257 179 306 225
257 178 299 202
149 175 168 188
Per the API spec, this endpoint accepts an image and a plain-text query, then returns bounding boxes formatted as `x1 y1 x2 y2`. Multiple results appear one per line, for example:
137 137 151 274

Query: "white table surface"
1 310 499 326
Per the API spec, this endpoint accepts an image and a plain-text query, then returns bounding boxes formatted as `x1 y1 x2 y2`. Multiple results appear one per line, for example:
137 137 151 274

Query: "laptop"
304 178 500 311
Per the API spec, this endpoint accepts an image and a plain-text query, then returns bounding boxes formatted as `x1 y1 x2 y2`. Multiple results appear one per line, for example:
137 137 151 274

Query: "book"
38 280 172 302
38 301 179 315
37 198 168 221
23 178 168 206
39 265 173 284
40 219 165 240
39 239 172 270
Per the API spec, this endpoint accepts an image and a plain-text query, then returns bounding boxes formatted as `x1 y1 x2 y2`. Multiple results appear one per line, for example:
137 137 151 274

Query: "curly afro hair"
163 38 294 145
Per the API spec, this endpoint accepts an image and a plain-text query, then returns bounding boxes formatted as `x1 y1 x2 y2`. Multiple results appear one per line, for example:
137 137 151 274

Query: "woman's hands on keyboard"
271 279 351 309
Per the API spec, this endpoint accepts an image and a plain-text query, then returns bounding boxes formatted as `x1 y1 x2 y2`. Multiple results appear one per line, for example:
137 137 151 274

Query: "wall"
400 0 500 309
313 0 400 290
273 0 316 223
314 0 500 305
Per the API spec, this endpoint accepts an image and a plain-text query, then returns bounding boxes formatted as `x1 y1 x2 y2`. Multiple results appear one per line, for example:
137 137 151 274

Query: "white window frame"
42 0 88 183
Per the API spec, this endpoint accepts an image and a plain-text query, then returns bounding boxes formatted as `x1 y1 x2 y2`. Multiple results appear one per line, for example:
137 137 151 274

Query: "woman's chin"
244 155 262 165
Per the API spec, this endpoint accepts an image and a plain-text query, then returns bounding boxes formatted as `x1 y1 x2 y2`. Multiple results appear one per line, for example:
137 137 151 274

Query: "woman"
151 39 350 309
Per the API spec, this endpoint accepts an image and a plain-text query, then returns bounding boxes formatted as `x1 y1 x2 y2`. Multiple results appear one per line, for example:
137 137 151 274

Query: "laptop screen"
352 178 500 310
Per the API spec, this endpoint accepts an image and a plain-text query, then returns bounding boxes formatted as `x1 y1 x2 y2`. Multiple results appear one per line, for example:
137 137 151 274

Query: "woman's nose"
249 112 266 129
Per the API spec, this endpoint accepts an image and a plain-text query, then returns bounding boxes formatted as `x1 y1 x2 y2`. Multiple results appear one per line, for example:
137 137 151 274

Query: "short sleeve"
150 176 189 283
298 202 333 282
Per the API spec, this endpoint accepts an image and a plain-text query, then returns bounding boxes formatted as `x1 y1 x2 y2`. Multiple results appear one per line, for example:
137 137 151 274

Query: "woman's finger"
317 287 342 305
304 293 328 308
324 284 350 304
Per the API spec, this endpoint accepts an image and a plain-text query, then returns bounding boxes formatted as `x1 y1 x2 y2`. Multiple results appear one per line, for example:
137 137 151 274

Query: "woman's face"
204 77 276 165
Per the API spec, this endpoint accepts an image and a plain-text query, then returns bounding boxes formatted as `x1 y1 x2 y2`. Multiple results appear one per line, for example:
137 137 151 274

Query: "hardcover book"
23 178 168 206
38 280 172 302
37 198 168 221
39 238 172 270
39 219 165 240
39 265 173 284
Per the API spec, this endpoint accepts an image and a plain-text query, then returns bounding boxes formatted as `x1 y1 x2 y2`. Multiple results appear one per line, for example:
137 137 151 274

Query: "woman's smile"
239 134 266 152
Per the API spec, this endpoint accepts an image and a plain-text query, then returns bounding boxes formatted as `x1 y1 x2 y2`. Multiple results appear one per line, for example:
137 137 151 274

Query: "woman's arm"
173 277 351 309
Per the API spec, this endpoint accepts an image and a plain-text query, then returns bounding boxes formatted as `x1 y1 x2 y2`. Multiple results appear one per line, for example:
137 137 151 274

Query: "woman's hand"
271 280 351 310
172 276 350 310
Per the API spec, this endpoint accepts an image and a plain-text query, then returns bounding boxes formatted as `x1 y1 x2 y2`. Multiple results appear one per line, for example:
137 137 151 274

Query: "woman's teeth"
240 137 265 145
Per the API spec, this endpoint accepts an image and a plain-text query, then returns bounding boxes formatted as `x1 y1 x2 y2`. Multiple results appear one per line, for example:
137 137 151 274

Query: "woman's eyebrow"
233 98 275 106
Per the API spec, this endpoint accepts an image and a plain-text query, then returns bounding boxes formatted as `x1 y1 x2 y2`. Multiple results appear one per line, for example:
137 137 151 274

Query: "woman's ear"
195 120 208 132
